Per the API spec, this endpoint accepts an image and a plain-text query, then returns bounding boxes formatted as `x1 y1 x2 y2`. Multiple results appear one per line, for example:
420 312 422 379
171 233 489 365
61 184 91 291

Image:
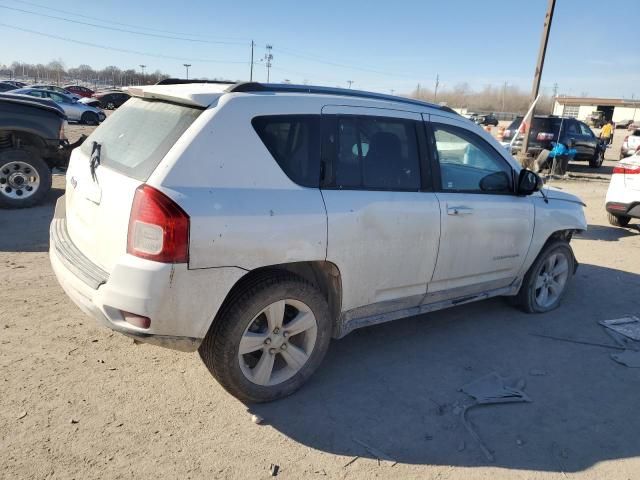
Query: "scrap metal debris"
599 316 640 342
460 372 531 462
352 438 396 467
610 350 640 368
530 333 625 350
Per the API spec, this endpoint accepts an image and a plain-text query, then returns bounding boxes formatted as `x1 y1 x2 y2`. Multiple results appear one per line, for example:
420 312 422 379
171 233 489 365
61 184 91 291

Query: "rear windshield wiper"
90 141 101 181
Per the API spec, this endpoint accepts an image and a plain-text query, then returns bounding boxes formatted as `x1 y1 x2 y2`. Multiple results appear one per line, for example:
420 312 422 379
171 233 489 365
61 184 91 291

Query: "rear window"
252 115 321 187
507 116 562 133
80 97 202 181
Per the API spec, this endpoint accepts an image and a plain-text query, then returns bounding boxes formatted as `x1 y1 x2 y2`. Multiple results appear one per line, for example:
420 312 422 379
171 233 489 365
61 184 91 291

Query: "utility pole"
520 0 556 160
250 40 255 81
139 64 146 85
416 83 421 99
264 45 273 83
434 74 440 103
347 80 354 89
183 64 191 79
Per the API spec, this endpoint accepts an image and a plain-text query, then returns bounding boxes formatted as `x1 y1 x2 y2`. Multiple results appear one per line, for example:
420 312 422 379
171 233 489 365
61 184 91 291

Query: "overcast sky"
1 0 638 98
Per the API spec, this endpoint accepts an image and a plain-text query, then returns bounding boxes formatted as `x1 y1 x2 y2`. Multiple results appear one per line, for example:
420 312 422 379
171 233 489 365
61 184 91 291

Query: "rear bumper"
49 196 246 352
606 201 640 218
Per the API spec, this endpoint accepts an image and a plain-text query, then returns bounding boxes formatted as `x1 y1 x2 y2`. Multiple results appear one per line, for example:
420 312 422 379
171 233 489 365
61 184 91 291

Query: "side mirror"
517 168 543 195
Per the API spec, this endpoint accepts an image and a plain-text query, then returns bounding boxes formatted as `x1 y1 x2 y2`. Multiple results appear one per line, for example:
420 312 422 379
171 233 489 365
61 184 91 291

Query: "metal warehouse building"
553 96 640 125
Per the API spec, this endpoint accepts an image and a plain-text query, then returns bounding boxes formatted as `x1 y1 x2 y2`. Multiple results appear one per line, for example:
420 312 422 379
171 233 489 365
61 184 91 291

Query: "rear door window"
80 97 202 181
252 115 321 187
332 116 421 190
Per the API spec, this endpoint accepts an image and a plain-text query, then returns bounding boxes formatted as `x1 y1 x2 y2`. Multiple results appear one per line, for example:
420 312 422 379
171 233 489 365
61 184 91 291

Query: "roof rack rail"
226 82 458 114
155 78 236 86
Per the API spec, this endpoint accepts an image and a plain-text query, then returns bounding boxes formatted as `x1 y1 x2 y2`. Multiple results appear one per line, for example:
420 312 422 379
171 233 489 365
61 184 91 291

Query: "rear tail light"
127 185 189 263
536 132 554 141
613 164 640 175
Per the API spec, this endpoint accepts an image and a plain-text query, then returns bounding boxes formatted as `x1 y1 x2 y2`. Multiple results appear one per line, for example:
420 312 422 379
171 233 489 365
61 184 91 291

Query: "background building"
553 96 640 125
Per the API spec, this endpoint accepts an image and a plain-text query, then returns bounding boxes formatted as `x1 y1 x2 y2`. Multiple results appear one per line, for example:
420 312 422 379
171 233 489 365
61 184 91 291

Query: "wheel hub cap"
0 161 40 199
238 299 318 387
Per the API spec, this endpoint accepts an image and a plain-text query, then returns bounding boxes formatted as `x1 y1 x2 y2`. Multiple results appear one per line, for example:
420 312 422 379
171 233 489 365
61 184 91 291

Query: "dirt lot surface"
1 125 639 480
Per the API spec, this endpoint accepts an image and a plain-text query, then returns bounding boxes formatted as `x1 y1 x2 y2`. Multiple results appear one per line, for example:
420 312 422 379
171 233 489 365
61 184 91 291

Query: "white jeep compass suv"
50 81 587 402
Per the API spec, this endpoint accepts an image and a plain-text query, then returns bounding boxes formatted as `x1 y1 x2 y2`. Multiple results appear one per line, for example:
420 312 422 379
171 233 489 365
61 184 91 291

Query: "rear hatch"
64 97 203 272
503 116 562 151
618 155 640 191
626 131 640 154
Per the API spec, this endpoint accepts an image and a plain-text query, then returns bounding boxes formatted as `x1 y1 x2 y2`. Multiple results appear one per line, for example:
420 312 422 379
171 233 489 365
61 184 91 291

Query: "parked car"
620 129 640 159
32 84 81 101
2 80 28 88
0 93 85 208
503 115 605 168
89 91 130 110
50 82 587 402
0 82 18 92
64 85 95 98
474 113 499 126
605 154 640 227
9 88 106 125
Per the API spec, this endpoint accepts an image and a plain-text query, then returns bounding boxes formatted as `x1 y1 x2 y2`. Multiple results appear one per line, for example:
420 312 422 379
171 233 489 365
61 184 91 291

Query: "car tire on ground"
608 212 631 227
199 272 332 403
589 150 604 168
512 239 575 313
81 112 99 126
0 149 52 208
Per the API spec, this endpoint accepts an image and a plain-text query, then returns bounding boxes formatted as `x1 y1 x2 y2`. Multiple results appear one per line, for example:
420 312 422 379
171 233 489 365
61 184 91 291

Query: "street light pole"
183 64 191 80
139 64 146 85
520 0 556 161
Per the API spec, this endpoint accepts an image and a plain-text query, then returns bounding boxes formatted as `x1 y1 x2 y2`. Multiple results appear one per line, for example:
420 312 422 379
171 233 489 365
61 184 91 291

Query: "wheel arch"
206 260 343 340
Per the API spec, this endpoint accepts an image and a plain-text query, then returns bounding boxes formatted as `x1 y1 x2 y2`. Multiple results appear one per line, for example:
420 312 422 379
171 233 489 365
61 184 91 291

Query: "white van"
50 82 587 402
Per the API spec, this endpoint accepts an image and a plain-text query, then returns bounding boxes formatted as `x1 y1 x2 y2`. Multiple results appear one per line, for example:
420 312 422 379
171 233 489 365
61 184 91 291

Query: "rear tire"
608 212 631 227
0 149 51 208
512 240 575 313
199 272 332 403
81 112 99 125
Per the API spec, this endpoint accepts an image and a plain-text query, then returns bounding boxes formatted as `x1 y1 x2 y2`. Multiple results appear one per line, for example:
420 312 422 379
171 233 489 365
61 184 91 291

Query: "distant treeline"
0 59 235 88
409 82 555 114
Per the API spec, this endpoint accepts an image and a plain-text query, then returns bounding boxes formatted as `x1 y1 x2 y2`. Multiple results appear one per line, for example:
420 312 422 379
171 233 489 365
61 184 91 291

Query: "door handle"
447 206 473 216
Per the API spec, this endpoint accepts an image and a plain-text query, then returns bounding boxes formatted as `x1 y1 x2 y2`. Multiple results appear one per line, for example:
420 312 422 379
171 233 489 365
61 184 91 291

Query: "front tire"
512 240 575 313
0 149 52 208
81 112 99 125
199 273 332 403
608 212 631 227
589 150 604 168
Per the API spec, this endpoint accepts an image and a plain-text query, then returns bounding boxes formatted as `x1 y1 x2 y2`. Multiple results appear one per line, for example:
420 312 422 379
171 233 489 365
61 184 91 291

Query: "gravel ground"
1 124 639 480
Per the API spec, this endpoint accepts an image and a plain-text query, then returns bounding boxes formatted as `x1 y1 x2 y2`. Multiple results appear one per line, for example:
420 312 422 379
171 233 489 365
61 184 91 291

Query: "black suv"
0 93 85 208
473 113 499 126
503 115 605 168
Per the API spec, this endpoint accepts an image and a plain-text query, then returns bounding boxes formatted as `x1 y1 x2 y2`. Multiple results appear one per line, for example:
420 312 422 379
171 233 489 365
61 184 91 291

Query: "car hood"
537 185 585 206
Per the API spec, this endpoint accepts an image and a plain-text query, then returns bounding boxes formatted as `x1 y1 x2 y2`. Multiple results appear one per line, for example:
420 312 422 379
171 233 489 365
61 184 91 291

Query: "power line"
5 0 249 41
0 4 248 45
273 46 420 79
0 23 250 64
